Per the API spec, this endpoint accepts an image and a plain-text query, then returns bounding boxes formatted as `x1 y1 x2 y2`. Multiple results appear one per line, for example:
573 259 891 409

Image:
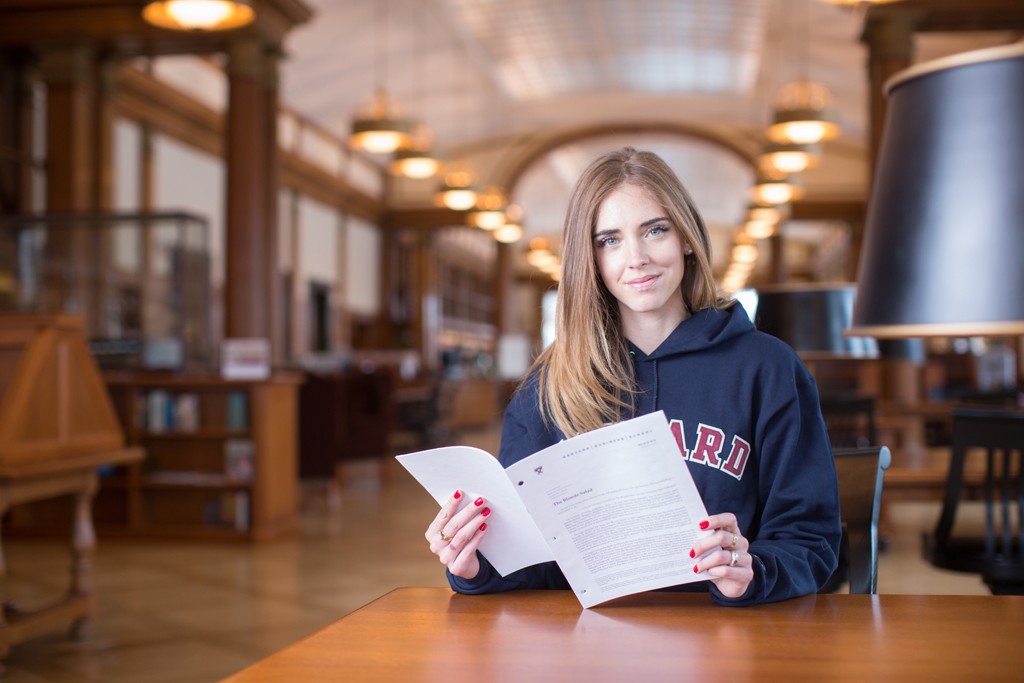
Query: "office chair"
827 446 892 595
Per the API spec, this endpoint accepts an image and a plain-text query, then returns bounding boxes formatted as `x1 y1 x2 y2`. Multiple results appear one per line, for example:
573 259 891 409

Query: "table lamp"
848 42 1024 338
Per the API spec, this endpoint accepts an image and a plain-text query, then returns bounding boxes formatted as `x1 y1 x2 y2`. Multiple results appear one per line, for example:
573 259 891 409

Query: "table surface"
222 587 1024 683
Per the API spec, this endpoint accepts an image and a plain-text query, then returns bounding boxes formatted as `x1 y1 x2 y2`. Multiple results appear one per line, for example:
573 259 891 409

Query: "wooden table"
222 587 1024 682
0 448 143 661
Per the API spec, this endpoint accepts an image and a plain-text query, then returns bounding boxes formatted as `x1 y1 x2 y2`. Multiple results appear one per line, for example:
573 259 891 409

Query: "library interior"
0 0 1022 681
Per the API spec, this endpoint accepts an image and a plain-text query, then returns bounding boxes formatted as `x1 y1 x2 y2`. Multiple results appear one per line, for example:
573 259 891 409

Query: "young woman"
426 147 840 605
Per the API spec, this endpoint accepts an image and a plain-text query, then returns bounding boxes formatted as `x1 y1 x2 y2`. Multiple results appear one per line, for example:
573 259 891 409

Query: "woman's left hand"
689 513 754 599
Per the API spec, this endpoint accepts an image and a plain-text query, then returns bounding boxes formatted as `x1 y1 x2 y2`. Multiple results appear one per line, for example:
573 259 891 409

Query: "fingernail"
480 522 487 531
482 507 491 517
453 490 462 500
689 549 695 559
699 520 710 530
693 565 699 573
474 497 484 506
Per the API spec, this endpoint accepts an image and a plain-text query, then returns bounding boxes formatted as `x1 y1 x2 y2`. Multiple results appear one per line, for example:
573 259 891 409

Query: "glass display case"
0 211 214 370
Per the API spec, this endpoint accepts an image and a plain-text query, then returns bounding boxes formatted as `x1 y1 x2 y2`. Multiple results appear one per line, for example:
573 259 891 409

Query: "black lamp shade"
755 283 879 359
850 43 1024 338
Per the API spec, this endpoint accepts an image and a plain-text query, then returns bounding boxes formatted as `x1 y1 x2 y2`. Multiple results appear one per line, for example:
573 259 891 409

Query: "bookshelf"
100 372 301 540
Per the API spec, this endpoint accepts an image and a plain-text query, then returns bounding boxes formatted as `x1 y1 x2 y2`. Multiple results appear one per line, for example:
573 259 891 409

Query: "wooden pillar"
862 10 920 187
40 43 97 213
39 43 99 316
224 36 274 346
0 50 36 213
494 242 512 337
263 48 283 364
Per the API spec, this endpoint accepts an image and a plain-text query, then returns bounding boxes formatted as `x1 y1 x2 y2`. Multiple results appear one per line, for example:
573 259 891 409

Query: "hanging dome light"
469 187 507 230
391 148 442 179
142 0 254 31
752 175 803 206
768 81 841 145
350 89 413 155
759 141 821 174
390 123 442 179
435 170 478 211
493 222 523 244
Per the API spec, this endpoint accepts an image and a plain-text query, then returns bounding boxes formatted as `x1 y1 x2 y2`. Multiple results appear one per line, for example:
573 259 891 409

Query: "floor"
0 426 991 683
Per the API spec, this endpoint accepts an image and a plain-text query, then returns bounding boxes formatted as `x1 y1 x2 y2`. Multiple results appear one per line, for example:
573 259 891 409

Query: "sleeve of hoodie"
446 380 571 595
711 348 841 606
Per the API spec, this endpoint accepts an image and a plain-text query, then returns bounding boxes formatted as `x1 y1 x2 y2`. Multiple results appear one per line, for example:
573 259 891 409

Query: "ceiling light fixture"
767 2 841 145
469 187 508 230
752 175 802 205
767 81 841 144
759 141 821 174
391 124 441 179
493 223 524 244
435 170 478 211
391 147 442 179
349 0 412 154
142 0 254 31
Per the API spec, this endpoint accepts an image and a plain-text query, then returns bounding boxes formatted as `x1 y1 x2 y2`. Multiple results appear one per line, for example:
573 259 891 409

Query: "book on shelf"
217 491 250 532
396 411 714 609
224 439 255 482
146 390 171 432
174 393 200 432
227 391 249 430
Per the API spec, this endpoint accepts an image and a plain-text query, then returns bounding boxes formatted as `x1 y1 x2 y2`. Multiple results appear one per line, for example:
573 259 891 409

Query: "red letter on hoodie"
690 424 724 467
721 435 751 480
669 419 690 459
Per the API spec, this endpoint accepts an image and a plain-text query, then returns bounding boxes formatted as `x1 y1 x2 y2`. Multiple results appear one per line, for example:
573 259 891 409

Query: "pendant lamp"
142 0 254 31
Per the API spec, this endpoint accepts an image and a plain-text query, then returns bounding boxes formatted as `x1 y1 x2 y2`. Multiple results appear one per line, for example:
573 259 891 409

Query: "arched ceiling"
278 0 1021 280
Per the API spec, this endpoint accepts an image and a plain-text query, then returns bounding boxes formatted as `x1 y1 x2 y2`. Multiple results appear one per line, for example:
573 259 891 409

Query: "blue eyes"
594 224 671 248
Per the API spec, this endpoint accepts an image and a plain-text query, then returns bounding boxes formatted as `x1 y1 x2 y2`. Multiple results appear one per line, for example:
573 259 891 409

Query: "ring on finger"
729 534 738 549
439 529 452 542
730 550 739 567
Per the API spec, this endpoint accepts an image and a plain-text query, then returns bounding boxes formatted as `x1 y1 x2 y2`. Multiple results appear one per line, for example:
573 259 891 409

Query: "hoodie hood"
629 304 754 361
627 304 758 416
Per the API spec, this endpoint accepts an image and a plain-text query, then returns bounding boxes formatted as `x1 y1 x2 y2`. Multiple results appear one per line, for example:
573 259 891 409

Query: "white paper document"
396 411 713 608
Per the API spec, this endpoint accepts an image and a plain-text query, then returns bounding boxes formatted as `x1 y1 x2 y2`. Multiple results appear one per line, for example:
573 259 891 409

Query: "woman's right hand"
425 490 491 579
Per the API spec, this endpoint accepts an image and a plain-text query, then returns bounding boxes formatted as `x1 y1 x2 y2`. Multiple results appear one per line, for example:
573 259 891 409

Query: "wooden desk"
222 587 1024 682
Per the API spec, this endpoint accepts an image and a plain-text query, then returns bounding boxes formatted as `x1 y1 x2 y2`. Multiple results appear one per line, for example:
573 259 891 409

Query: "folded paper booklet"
396 411 714 608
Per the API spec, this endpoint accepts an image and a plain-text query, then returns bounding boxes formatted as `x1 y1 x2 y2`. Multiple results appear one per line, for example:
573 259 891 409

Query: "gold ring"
730 534 738 549
730 550 739 567
439 530 452 542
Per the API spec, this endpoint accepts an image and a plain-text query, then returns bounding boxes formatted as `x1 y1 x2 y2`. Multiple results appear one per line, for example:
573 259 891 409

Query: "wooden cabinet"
100 372 301 540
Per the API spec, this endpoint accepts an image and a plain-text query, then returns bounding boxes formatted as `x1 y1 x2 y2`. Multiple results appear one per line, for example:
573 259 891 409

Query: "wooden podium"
0 315 142 662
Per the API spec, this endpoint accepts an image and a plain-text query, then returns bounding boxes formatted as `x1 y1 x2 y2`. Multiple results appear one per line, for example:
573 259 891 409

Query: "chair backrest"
931 406 1024 593
832 445 892 594
820 395 877 449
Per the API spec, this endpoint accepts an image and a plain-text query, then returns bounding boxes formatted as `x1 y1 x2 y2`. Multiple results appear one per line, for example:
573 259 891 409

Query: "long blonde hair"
532 147 731 437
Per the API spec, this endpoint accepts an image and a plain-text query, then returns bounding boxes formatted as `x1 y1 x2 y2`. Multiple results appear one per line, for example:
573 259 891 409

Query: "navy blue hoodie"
448 304 841 605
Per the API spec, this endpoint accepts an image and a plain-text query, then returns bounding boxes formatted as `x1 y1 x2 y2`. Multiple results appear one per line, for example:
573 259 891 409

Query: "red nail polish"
699 520 710 530
453 490 462 500
689 549 695 559
480 522 487 531
474 497 484 506
482 507 491 517
693 565 699 573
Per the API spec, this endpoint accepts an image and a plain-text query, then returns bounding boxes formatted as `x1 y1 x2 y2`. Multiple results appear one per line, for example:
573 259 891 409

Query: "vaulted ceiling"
278 0 1020 281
